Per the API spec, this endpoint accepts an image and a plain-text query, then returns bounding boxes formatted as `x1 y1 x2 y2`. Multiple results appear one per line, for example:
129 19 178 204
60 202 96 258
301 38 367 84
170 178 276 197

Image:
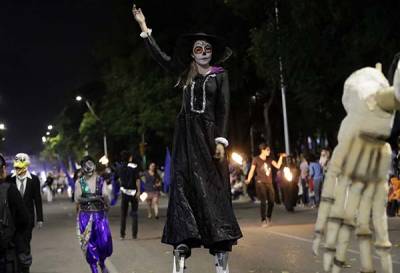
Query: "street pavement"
31 195 400 273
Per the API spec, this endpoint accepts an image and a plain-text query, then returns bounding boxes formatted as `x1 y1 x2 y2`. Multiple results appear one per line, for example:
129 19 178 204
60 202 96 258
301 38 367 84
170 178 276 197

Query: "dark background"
2 0 400 163
0 0 111 154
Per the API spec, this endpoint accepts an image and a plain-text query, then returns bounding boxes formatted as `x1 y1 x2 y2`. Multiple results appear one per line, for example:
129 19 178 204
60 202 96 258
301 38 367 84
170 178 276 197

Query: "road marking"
106 259 120 273
265 229 400 265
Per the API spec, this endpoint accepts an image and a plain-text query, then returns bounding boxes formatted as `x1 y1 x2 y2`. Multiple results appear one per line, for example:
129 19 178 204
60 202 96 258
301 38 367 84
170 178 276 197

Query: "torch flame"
283 166 293 182
231 152 243 165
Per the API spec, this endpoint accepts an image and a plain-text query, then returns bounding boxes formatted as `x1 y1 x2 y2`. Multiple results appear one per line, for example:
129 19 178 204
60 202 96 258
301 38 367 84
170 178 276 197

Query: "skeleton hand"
312 136 393 273
312 64 397 273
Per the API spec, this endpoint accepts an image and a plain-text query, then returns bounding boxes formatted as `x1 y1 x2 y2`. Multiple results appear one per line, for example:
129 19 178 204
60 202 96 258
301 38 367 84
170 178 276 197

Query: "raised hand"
132 4 145 25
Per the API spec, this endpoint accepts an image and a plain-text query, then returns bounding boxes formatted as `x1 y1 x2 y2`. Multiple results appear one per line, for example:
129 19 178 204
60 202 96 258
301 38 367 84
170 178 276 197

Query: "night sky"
0 0 112 155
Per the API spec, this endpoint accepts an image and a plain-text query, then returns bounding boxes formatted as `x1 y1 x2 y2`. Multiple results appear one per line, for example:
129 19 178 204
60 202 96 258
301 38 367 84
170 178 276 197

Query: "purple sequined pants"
78 211 113 273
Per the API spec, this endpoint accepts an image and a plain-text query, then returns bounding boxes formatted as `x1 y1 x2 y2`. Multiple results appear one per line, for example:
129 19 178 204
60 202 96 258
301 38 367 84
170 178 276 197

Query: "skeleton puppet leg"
372 181 392 273
313 143 348 256
330 181 367 273
322 175 351 272
355 182 376 273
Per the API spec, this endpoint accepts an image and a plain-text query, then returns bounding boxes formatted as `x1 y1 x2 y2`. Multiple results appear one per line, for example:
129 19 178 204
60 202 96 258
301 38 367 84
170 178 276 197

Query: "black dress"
143 34 242 252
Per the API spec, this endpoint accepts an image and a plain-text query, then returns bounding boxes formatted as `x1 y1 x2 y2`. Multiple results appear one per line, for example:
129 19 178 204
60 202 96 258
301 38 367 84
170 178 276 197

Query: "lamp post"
274 0 290 155
76 96 108 158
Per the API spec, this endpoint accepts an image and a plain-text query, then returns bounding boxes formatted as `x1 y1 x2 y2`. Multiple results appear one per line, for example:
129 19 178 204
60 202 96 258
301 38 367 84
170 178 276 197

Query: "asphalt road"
30 196 400 273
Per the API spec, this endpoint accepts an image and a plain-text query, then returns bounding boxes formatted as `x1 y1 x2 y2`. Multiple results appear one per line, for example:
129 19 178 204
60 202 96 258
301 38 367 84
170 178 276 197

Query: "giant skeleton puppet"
312 59 400 273
133 4 242 273
75 156 113 273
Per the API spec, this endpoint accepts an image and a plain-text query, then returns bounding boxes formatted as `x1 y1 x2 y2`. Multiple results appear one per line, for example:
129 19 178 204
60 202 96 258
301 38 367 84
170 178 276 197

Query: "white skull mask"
192 40 212 66
82 159 96 176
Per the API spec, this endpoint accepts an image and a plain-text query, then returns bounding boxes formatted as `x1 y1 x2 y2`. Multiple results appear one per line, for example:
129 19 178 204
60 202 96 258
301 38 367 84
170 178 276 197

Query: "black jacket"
8 174 43 226
0 181 29 233
116 163 139 190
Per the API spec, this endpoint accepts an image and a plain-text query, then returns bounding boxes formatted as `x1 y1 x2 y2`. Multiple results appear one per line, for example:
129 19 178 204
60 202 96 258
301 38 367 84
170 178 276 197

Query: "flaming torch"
231 152 243 165
283 166 293 182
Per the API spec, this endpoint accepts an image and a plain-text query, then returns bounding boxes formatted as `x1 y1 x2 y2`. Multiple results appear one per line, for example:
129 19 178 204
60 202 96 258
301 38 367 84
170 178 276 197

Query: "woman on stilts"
132 4 242 273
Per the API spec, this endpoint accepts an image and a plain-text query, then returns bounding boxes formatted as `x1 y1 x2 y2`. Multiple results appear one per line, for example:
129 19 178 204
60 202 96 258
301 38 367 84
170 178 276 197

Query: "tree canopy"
44 0 400 163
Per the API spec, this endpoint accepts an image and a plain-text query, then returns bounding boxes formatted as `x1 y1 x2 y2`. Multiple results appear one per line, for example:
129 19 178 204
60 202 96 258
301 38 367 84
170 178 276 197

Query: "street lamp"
76 95 108 158
46 132 50 136
47 125 53 131
42 136 47 143
275 0 290 155
0 123 5 130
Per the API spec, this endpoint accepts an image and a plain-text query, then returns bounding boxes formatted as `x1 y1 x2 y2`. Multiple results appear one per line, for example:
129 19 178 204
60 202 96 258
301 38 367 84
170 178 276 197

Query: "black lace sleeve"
144 34 182 74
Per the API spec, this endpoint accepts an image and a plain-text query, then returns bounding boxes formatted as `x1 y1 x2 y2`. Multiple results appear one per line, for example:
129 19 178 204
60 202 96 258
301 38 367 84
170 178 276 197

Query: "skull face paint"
82 159 96 176
192 40 212 66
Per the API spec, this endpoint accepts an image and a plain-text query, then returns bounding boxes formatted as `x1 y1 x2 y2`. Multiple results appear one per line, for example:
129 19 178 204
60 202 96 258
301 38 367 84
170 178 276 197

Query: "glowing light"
231 152 243 165
46 132 50 136
99 155 109 165
42 136 47 143
76 95 83 102
40 171 46 182
47 125 53 130
140 192 148 202
0 123 5 130
283 166 293 182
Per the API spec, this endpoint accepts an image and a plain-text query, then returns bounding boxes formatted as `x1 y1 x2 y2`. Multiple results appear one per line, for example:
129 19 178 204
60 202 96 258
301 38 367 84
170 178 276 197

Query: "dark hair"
258 143 270 152
147 162 157 170
120 150 131 163
80 155 96 167
0 154 5 168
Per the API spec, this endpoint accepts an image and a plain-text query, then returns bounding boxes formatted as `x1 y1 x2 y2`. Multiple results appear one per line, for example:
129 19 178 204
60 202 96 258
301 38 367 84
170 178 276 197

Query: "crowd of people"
2 142 400 272
228 145 331 217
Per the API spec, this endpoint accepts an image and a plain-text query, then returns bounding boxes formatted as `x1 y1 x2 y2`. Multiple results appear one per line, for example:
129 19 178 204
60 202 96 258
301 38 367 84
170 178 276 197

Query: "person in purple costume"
75 156 113 273
132 5 242 273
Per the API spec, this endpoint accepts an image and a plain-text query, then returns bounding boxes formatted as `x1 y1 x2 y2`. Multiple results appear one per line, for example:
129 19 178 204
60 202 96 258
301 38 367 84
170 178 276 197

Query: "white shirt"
12 171 32 196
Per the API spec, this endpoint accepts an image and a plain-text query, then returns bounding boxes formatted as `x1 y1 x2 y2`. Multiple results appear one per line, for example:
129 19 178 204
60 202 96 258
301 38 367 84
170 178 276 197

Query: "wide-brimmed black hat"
175 33 232 66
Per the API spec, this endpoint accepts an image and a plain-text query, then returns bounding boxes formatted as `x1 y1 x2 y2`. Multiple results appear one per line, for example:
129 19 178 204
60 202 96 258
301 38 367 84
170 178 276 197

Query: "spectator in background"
309 154 324 207
142 162 162 219
299 154 309 206
387 176 400 217
42 172 54 203
319 149 330 174
116 150 141 240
